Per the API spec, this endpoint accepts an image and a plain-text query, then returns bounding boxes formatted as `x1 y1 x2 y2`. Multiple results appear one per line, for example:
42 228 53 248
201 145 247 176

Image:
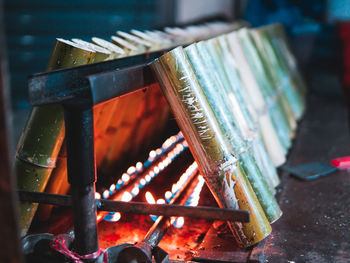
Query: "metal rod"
18 190 250 222
64 106 98 255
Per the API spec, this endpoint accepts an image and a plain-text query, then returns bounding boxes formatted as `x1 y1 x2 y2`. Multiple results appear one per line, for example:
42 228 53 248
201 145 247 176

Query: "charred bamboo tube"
225 31 286 167
151 47 271 247
184 43 281 221
15 39 96 236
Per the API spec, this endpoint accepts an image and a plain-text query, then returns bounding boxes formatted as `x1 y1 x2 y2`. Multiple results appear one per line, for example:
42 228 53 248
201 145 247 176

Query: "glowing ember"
145 191 156 204
121 192 132 202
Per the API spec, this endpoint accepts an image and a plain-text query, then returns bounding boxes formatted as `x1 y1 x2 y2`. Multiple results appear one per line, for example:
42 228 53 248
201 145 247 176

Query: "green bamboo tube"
36 143 69 221
185 43 281 221
151 46 271 247
36 40 114 221
213 35 280 188
268 23 307 98
16 39 96 236
262 24 306 118
255 27 304 123
250 29 297 133
237 29 291 152
209 36 280 189
248 30 295 137
225 31 286 167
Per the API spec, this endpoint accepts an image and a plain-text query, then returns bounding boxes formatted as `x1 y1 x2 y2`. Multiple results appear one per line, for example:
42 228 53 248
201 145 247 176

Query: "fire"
95 192 101 199
157 198 165 204
97 132 189 223
173 217 185 228
145 191 156 204
104 212 121 222
164 191 172 201
121 192 132 202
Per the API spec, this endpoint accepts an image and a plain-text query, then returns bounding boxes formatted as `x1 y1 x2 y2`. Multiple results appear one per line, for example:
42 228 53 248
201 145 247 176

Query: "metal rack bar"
18 190 250 222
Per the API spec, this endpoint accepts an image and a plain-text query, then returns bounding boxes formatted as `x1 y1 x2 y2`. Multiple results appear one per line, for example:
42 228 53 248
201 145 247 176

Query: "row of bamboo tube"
151 23 306 247
15 21 241 236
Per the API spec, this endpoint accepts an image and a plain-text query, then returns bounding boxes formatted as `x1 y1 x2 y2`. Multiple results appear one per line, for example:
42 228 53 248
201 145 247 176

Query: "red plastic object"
330 156 350 168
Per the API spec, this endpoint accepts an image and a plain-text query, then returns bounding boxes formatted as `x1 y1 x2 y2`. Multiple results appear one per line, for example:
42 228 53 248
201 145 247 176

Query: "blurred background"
1 0 350 147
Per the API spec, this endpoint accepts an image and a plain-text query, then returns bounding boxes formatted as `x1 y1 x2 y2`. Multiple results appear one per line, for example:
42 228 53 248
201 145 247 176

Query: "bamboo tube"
151 46 271 247
139 84 170 151
130 29 172 51
268 23 307 97
36 40 114 221
225 31 286 167
91 37 126 58
263 24 306 118
36 143 69 221
185 43 281 221
101 90 146 173
254 27 304 124
116 31 154 53
95 96 126 168
236 29 291 152
15 39 96 236
250 29 297 133
111 35 140 56
214 36 280 188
